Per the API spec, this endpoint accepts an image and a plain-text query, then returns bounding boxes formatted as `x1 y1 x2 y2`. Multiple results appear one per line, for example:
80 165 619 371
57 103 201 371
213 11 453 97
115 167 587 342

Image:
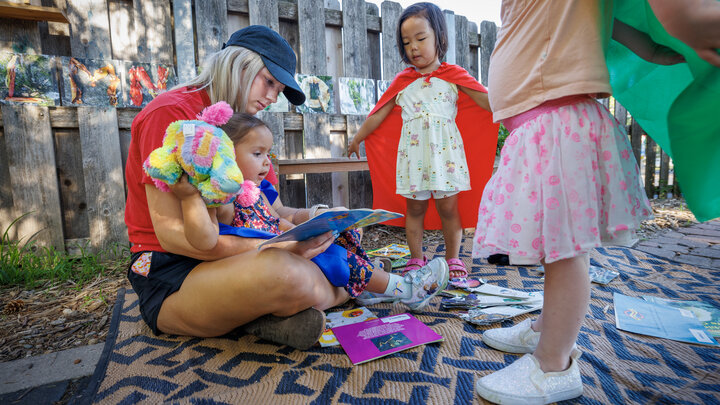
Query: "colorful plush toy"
143 101 244 206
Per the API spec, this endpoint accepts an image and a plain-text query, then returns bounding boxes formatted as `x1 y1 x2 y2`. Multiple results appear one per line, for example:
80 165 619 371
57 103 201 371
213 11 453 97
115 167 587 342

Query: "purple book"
332 313 444 365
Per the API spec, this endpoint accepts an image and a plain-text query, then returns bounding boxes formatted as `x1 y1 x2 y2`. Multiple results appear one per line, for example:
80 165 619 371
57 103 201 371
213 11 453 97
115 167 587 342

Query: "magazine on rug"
642 295 720 344
319 307 378 347
332 313 444 365
259 209 403 247
614 293 719 346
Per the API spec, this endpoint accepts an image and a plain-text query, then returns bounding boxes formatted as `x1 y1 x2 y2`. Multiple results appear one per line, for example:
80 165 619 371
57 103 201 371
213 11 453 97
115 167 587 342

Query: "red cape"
365 63 498 229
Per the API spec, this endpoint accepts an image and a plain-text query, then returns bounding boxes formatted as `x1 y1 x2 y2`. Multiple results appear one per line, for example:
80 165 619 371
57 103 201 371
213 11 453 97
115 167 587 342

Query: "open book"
258 208 403 248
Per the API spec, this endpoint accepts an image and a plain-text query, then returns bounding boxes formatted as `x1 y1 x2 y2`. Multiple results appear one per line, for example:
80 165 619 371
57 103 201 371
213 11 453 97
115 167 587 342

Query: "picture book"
642 296 720 343
458 301 543 326
332 313 444 365
614 293 718 346
367 243 410 260
319 307 377 347
258 209 403 247
467 283 541 299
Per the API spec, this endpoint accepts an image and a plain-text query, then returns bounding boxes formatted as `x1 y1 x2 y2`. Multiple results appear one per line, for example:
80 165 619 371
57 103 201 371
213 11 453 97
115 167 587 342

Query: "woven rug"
83 241 720 404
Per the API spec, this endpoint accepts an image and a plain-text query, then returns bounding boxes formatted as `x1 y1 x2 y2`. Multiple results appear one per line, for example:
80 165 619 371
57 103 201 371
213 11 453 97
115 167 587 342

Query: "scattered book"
614 293 718 346
588 265 620 284
319 307 377 347
458 301 543 326
642 295 720 344
259 209 402 248
467 283 540 299
367 243 410 259
332 313 444 365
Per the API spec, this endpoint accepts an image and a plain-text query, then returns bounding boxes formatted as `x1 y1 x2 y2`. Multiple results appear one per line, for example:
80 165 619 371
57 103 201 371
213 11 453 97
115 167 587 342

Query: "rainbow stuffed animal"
143 101 244 206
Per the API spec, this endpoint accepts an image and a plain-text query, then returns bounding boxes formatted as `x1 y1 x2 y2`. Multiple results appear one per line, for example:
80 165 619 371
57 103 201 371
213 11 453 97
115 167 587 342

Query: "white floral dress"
395 77 470 195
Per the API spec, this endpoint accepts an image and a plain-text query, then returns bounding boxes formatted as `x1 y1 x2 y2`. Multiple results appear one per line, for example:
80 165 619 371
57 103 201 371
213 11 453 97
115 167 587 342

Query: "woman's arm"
648 0 720 67
458 85 491 111
168 175 219 251
612 19 685 65
348 99 396 158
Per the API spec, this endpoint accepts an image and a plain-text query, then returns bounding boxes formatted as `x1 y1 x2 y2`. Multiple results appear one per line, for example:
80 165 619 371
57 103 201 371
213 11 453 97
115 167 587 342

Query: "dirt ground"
0 198 698 363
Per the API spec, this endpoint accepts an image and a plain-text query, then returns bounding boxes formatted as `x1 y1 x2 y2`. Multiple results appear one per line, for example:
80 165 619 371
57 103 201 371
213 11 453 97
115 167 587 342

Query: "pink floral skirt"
472 97 652 264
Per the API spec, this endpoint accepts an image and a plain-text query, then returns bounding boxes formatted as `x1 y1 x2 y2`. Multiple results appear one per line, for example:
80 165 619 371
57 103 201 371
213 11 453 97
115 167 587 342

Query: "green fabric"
607 0 720 221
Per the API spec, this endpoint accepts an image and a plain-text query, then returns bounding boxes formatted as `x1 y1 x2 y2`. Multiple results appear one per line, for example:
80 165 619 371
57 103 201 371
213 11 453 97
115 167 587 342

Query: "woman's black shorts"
127 251 201 335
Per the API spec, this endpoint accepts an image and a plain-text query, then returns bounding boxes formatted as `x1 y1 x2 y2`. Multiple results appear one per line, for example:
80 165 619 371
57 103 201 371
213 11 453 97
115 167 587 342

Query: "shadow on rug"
82 242 720 404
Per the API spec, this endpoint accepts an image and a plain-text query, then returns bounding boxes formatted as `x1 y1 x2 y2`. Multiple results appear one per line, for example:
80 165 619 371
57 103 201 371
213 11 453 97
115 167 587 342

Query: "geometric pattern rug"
81 241 720 404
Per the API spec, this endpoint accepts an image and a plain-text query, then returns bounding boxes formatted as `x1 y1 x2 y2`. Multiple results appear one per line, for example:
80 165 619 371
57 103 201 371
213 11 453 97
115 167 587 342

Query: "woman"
124 25 348 350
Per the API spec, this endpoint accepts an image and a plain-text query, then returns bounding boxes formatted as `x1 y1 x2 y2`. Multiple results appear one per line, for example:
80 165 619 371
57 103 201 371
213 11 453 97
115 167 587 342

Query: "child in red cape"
348 2 498 285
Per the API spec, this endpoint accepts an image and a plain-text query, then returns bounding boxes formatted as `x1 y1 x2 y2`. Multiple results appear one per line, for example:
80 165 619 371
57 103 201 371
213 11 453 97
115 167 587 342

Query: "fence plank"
468 21 479 79
659 149 670 197
367 2 381 80
443 10 456 64
630 119 642 169
55 129 89 239
249 0 279 31
172 0 195 83
65 0 112 59
455 14 469 71
77 107 128 249
194 0 227 62
1 104 64 248
108 0 137 60
342 0 368 78
304 115 333 207
381 0 403 81
644 134 657 198
347 115 371 208
0 128 14 233
133 0 172 64
479 20 496 86
0 18 42 55
298 0 326 74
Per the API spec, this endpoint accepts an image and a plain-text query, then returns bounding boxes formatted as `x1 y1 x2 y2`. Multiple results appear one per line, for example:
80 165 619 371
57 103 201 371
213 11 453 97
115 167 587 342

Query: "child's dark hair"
396 2 448 65
221 112 268 144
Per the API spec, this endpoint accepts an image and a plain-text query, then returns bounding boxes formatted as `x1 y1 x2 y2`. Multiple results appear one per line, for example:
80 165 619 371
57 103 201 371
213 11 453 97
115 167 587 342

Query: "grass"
0 213 130 289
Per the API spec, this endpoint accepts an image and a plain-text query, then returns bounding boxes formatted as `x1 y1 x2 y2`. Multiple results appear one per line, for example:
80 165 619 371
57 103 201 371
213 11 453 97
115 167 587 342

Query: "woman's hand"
265 231 334 259
169 174 199 200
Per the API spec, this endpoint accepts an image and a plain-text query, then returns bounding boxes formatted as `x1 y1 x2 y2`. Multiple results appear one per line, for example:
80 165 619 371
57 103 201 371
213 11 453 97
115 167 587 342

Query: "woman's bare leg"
156 247 347 337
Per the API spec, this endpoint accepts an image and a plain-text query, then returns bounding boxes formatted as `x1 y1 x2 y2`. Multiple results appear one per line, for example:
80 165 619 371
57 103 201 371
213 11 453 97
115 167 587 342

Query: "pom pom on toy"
197 101 233 126
236 180 261 207
143 102 244 207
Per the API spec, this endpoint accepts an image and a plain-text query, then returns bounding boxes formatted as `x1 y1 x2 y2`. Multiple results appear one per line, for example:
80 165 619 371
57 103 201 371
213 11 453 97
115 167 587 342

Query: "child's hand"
348 137 362 159
169 174 199 200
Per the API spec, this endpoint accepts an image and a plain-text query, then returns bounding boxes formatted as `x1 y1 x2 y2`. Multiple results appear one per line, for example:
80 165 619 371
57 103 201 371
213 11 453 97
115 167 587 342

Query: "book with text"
259 209 403 248
332 313 444 365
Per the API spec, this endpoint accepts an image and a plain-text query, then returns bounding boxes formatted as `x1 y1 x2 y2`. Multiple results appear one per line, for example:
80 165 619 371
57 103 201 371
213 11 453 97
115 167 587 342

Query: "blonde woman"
124 26 347 349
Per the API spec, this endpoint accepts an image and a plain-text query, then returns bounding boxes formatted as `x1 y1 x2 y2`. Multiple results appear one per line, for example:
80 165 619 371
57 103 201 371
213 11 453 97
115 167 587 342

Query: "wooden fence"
0 0 676 253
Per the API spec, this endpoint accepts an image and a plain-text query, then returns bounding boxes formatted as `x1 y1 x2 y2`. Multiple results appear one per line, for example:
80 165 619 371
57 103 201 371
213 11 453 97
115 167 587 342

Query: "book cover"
642 296 720 343
319 307 378 347
614 293 718 346
332 313 443 365
259 209 403 247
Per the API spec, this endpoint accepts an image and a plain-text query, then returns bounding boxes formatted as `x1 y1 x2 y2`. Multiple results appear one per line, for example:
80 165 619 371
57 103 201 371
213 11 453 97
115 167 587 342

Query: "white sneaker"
355 290 398 306
400 257 449 312
475 349 583 404
482 318 539 354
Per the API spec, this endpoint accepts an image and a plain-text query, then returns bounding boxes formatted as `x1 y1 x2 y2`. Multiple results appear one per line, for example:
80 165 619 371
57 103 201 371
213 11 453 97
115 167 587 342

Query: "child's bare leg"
365 267 390 293
406 198 429 259
435 194 462 259
532 254 590 372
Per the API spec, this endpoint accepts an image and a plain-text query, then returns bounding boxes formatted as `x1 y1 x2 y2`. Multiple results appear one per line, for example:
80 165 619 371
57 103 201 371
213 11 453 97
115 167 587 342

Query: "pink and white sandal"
447 258 469 280
402 256 428 276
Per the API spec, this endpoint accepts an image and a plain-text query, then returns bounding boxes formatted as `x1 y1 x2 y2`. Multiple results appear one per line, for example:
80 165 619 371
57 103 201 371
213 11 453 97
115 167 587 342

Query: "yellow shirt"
489 0 614 122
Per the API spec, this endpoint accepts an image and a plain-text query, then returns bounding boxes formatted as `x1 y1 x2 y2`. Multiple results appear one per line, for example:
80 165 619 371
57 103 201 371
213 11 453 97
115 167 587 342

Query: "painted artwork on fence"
338 77 375 115
0 52 59 106
59 57 122 107
295 74 334 114
123 62 176 108
264 92 288 112
376 80 391 102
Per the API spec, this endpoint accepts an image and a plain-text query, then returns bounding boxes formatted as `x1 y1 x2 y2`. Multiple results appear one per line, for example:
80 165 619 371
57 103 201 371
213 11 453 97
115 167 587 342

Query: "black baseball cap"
223 25 306 105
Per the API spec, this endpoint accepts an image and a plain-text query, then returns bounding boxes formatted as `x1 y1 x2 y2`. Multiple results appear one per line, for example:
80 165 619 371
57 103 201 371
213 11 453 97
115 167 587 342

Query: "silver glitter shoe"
475 349 583 404
482 318 540 353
